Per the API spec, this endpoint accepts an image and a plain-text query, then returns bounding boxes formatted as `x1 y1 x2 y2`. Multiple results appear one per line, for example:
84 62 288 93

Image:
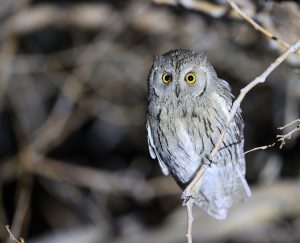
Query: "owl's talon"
181 188 197 205
204 155 215 167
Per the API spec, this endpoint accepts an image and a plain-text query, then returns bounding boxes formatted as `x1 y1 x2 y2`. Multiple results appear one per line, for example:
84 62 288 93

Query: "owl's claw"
203 154 215 167
181 187 197 205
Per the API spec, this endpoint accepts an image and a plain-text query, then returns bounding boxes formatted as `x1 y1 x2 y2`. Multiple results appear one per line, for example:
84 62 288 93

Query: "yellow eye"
162 72 172 84
185 72 197 84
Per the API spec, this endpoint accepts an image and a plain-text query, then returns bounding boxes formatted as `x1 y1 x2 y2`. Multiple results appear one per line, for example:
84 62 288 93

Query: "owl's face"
148 49 216 99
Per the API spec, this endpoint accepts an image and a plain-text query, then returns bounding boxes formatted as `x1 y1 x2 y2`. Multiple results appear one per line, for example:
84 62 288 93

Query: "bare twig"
5 225 25 243
244 143 276 155
277 126 300 149
183 166 208 243
245 119 300 154
178 0 227 18
213 39 300 156
226 0 300 56
152 0 176 6
153 0 300 57
153 0 246 18
186 200 193 243
278 119 300 130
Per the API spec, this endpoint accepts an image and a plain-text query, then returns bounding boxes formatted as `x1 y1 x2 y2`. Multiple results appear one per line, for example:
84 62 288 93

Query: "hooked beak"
175 84 180 98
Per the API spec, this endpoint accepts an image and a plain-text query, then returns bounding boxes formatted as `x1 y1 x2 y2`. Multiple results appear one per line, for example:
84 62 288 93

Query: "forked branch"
245 119 300 154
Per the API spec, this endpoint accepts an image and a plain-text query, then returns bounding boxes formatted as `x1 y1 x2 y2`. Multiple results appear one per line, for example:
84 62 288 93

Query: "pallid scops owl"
146 49 251 220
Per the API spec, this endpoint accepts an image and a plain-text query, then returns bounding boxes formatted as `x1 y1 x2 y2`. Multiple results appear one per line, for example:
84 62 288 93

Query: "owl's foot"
203 154 216 167
181 190 194 206
182 163 209 205
181 183 200 206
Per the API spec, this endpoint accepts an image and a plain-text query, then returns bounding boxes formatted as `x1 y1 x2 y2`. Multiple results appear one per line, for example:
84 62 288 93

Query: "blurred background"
0 0 299 242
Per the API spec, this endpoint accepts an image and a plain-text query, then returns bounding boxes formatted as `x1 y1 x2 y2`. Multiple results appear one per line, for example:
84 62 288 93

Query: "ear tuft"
153 55 160 63
197 51 207 61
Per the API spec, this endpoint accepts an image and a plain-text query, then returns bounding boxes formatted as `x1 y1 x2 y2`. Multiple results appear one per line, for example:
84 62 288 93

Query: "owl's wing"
146 121 170 176
185 107 250 219
230 108 246 174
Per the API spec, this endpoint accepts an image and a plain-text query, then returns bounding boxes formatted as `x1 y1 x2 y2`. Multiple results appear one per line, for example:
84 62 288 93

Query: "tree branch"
245 119 300 154
183 38 300 242
226 0 300 56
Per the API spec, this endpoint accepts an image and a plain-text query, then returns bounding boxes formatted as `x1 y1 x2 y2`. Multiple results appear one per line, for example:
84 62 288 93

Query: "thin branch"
226 0 300 56
184 162 208 201
278 119 300 130
153 0 300 57
277 126 300 149
245 119 300 154
214 39 300 155
153 0 240 18
186 200 193 243
5 225 25 243
244 142 276 155
244 141 277 155
179 0 227 18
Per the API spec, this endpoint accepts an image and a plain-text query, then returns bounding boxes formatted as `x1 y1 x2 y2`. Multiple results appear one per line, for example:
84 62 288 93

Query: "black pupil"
165 75 171 81
188 75 194 81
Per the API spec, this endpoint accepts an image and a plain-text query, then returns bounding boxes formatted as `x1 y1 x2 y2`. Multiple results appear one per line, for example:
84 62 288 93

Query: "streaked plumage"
146 49 251 219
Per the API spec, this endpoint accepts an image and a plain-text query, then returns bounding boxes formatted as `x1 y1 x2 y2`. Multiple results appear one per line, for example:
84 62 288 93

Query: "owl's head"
148 49 218 99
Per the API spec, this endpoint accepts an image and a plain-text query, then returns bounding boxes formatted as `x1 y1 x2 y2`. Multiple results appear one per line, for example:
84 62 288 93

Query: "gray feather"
146 49 251 219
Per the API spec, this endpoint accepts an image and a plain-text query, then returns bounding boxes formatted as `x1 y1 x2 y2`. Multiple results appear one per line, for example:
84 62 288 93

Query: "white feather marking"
176 123 200 175
146 121 170 176
213 93 229 117
146 122 156 159
178 123 194 154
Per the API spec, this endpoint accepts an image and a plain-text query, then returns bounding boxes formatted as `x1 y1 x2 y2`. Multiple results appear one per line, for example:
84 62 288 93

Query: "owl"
146 49 251 220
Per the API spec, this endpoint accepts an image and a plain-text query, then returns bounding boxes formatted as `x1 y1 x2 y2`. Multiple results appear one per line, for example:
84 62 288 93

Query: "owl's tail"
192 164 251 220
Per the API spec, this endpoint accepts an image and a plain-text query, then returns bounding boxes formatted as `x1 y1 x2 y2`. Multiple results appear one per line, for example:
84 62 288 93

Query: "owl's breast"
155 109 204 185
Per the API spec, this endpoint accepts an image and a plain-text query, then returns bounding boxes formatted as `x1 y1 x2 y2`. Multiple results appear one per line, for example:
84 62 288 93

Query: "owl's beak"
175 84 180 98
